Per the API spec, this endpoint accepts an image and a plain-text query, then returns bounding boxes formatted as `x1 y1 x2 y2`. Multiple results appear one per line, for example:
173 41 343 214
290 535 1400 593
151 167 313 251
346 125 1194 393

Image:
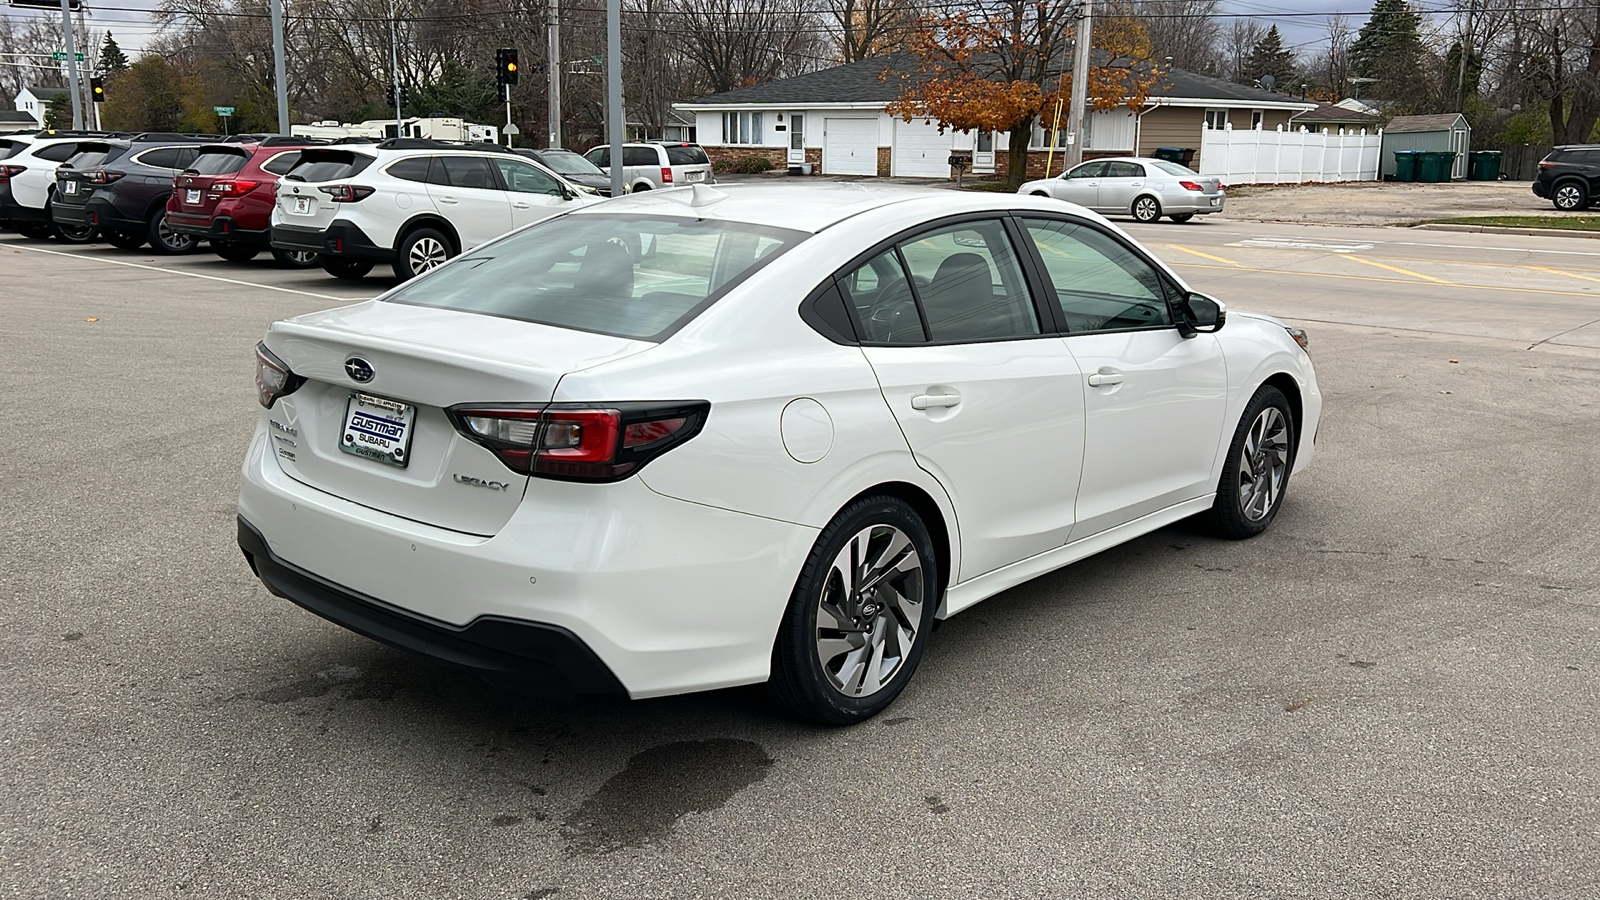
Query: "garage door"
892 119 952 178
823 118 878 176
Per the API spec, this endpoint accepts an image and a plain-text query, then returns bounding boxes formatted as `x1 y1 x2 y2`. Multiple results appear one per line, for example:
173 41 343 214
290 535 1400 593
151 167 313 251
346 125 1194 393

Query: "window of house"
720 111 763 145
1205 109 1230 130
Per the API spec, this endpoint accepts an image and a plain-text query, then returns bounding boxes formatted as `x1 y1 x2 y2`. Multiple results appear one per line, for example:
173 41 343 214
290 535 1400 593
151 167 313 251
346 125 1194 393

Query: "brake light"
1178 180 1204 191
213 180 261 195
318 184 374 202
85 170 123 184
447 401 710 481
1539 160 1557 168
255 342 305 409
661 166 673 183
0 164 23 182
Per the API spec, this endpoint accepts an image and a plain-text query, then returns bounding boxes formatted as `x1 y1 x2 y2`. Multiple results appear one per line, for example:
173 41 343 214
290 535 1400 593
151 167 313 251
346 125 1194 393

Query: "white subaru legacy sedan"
238 183 1320 724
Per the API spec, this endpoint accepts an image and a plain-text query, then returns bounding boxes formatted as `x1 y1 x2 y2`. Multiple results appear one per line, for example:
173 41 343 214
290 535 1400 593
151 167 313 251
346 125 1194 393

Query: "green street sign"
214 106 235 117
50 52 85 62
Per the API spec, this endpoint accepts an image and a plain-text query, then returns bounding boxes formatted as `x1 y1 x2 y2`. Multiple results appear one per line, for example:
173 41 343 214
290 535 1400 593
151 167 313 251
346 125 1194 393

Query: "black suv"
1533 145 1600 211
52 132 225 253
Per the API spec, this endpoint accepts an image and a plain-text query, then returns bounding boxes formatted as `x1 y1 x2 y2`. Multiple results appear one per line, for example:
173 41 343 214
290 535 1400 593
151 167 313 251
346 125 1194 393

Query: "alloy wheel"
814 524 925 698
1134 197 1159 222
1555 184 1584 210
408 237 448 275
1237 406 1290 522
157 215 194 252
284 249 317 265
55 223 96 243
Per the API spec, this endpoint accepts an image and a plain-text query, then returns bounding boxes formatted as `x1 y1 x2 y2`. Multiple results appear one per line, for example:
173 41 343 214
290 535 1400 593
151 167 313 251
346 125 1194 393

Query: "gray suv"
583 142 714 192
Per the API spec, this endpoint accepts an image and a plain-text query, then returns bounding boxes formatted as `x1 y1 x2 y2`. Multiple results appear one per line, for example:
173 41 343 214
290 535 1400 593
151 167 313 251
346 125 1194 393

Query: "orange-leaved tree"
887 1 1160 185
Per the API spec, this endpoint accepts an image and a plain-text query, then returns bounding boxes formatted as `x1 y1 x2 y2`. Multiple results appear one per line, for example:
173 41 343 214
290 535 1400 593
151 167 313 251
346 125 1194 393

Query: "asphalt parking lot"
2 216 1598 899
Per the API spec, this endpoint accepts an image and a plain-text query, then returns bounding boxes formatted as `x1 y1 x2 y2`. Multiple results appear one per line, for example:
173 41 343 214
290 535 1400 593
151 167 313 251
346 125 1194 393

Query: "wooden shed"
1380 113 1471 180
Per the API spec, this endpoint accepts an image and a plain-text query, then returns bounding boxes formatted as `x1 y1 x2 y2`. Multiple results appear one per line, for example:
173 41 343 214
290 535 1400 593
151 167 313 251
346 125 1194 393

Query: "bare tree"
827 0 915 63
671 0 825 94
1136 0 1220 75
1222 19 1264 85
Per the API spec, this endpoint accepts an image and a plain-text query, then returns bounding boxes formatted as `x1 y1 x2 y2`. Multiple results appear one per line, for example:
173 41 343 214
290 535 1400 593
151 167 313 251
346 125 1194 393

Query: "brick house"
673 57 1314 179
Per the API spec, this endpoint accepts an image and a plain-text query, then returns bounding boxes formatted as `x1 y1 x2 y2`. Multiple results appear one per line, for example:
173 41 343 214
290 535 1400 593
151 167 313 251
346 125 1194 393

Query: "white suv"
269 138 601 281
583 142 715 192
0 130 122 242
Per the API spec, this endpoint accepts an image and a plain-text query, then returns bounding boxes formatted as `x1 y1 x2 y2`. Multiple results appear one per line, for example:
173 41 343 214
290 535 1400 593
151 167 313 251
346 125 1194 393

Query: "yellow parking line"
1345 256 1449 283
1527 265 1600 285
1167 261 1600 300
1160 243 1244 267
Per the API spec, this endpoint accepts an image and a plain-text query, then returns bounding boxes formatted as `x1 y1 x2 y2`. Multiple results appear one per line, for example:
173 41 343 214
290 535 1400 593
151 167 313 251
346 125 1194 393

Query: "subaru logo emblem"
344 357 374 383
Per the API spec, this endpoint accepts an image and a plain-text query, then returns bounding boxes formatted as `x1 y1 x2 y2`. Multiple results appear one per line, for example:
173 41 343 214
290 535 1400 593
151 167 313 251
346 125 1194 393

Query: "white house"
14 85 71 127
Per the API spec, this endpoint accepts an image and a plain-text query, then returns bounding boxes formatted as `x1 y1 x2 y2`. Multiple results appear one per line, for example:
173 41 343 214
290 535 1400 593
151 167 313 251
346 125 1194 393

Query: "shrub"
726 155 776 174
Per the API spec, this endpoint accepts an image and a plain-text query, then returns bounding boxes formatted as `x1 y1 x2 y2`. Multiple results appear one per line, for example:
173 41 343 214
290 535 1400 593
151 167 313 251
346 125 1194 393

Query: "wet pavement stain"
251 665 366 704
563 739 772 855
925 795 950 814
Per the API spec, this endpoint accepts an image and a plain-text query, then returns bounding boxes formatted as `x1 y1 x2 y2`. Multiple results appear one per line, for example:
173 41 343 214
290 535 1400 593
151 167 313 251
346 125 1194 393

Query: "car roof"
567 182 1082 234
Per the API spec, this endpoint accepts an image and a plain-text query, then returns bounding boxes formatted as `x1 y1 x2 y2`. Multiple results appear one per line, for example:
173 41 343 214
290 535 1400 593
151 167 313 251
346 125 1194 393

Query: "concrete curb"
1415 223 1600 240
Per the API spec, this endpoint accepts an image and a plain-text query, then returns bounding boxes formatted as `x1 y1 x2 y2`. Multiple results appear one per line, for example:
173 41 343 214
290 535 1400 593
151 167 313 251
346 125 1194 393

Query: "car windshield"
538 151 603 176
188 149 250 175
1150 160 1199 177
384 214 806 340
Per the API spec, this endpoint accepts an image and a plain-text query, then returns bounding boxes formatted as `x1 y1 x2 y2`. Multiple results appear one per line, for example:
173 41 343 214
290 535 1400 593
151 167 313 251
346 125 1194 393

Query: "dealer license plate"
292 196 312 215
186 189 201 204
339 392 415 468
63 180 78 195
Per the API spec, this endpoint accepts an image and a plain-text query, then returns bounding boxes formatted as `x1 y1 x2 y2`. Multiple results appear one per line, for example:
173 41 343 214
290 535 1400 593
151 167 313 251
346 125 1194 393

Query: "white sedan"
238 183 1319 724
1021 156 1226 223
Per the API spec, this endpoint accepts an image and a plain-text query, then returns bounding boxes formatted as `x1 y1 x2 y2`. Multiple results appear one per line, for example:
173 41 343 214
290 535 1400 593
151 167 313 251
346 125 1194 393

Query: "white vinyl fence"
1197 124 1383 185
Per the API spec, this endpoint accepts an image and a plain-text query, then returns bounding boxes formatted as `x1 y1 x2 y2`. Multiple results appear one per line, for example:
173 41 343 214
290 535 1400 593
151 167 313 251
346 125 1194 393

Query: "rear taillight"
213 180 261 195
86 170 123 185
255 342 305 409
661 166 673 184
447 401 709 482
1178 180 1203 191
318 184 374 202
0 164 23 182
1539 160 1557 168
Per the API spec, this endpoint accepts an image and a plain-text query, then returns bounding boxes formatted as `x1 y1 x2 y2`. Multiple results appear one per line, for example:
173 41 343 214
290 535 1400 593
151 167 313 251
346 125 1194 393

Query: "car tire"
321 256 373 280
1204 385 1295 540
15 222 52 240
103 229 145 250
271 248 320 269
1553 181 1588 211
392 227 453 281
767 494 939 726
146 211 198 255
52 221 99 243
632 183 651 191
1168 213 1195 223
214 242 261 263
1132 195 1162 223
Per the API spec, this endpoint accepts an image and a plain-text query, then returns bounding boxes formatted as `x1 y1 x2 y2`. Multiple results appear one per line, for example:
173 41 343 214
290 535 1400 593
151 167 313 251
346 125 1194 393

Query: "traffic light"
496 48 519 85
496 81 508 103
90 77 105 103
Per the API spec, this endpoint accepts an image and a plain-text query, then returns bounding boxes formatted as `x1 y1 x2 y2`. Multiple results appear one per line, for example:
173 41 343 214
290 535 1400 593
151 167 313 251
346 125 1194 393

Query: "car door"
845 217 1086 582
425 155 513 249
491 157 572 229
1095 161 1146 213
623 146 660 188
1017 215 1227 540
1052 160 1106 207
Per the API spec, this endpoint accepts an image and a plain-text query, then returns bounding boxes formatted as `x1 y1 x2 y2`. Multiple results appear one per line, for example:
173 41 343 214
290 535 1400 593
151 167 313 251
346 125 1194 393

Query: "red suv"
168 136 331 266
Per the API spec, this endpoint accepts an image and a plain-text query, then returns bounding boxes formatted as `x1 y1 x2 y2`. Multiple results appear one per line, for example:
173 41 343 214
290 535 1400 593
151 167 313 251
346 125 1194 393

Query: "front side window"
495 159 563 196
1067 161 1107 179
1022 218 1172 333
384 214 803 340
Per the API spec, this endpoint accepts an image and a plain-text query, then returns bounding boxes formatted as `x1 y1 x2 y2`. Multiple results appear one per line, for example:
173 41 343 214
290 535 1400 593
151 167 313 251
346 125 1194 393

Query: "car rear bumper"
272 219 389 261
1531 181 1550 199
236 427 817 699
170 213 270 244
1165 195 1225 215
57 195 143 231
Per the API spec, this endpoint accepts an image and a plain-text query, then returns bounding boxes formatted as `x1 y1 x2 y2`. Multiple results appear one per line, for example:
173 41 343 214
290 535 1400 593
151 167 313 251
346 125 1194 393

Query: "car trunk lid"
263 301 656 535
173 146 254 218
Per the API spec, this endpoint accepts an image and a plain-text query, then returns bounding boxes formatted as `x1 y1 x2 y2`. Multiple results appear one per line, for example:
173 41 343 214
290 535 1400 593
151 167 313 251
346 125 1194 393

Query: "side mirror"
1177 292 1226 337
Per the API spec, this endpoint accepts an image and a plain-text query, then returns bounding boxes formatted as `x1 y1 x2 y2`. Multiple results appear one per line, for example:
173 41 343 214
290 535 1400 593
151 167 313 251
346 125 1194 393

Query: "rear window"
284 149 374 182
384 214 805 340
189 148 249 175
66 144 124 168
1150 159 1198 177
0 139 28 160
35 142 81 163
664 145 709 166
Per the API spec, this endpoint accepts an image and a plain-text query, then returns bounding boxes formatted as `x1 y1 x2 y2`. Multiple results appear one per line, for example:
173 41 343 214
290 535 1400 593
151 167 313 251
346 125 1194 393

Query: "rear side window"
0 140 27 160
35 143 81 163
385 156 433 183
189 149 249 175
137 147 188 169
285 150 374 182
440 156 497 189
384 214 804 340
664 145 709 165
584 147 607 166
259 151 301 176
66 144 123 168
623 147 658 167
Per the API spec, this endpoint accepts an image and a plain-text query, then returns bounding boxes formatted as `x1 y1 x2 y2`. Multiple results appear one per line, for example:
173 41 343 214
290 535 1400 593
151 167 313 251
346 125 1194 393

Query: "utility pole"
270 0 289 134
59 0 82 129
1064 0 1093 169
1455 0 1475 112
388 0 404 137
547 0 561 148
606 0 622 196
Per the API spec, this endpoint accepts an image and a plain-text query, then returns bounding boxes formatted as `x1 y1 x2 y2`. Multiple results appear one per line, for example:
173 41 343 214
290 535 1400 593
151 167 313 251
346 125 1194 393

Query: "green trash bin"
1393 150 1420 182
1469 150 1502 181
1153 146 1186 163
1418 151 1457 183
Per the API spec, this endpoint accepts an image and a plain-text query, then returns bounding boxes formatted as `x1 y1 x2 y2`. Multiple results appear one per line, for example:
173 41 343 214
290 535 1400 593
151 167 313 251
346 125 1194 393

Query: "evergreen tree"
97 32 130 76
1349 0 1425 111
1243 25 1295 87
42 93 72 129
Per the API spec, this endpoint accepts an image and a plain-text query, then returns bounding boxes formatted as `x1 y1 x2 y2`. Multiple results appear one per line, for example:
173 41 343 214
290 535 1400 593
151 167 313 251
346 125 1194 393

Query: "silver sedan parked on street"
1019 157 1225 224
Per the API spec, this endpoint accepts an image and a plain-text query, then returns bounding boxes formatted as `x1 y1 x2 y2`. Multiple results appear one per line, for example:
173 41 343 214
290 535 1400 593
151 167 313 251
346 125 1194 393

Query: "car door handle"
512 201 533 209
1087 371 1124 387
911 392 962 410
438 196 459 205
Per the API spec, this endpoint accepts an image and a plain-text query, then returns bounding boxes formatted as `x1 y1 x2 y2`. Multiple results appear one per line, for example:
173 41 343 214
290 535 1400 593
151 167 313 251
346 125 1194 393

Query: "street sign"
214 106 235 116
50 51 86 62
503 123 519 135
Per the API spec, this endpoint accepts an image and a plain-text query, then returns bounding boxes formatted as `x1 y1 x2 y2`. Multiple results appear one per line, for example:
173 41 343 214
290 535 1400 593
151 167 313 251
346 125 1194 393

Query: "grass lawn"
1430 215 1600 231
